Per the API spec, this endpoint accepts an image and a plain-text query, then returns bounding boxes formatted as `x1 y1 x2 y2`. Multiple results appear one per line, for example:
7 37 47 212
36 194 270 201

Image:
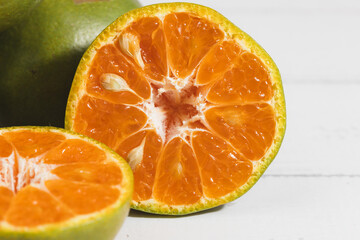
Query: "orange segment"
87 44 150 104
5 186 74 227
163 12 224 78
196 40 242 85
0 187 13 221
206 52 273 103
43 139 106 164
73 95 147 149
205 104 276 160
51 162 122 185
153 137 202 205
192 131 252 198
46 180 120 215
117 130 162 202
0 136 13 157
3 130 65 158
116 131 147 157
118 17 167 80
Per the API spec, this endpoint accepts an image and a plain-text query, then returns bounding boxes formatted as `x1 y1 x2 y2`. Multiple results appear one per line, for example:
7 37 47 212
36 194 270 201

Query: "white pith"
0 152 58 193
134 75 209 144
0 152 16 191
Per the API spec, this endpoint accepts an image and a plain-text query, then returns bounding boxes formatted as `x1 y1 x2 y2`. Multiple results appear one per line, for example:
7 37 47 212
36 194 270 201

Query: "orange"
0 127 133 239
66 3 286 215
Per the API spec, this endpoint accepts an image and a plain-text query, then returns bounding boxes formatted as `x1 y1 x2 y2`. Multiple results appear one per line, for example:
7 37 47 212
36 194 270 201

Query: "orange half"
0 127 133 239
66 3 286 215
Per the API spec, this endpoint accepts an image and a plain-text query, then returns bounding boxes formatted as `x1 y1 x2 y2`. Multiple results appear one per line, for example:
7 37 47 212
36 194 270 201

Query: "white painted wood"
267 83 360 175
117 177 360 239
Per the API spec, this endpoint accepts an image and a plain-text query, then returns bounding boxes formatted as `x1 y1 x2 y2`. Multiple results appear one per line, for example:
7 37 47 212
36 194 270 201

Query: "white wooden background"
117 0 360 239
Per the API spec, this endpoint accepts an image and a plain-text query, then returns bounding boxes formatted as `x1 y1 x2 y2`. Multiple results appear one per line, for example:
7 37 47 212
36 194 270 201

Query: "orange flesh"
73 13 276 205
0 130 123 227
117 130 162 202
153 137 202 205
5 186 74 227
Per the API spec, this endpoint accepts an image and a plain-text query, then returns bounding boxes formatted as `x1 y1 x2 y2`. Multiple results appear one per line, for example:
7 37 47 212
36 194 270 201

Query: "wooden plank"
116 176 360 239
267 83 360 175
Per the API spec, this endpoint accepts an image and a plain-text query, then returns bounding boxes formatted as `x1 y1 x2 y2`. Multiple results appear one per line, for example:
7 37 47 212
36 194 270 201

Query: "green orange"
0 0 41 32
0 0 140 127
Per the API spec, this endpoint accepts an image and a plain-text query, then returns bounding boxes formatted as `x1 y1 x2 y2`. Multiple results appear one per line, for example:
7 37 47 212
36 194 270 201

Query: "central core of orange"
144 78 205 141
12 158 53 193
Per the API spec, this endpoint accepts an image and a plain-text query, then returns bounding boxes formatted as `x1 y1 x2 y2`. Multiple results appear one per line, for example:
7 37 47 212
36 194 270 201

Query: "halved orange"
66 3 286 215
0 127 133 239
